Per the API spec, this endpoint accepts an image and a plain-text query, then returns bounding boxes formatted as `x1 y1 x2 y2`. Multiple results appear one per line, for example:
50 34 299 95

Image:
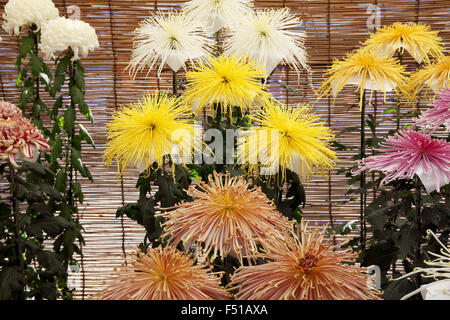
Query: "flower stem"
172 70 178 96
416 177 422 288
396 51 403 132
360 89 367 251
215 31 220 56
10 165 25 299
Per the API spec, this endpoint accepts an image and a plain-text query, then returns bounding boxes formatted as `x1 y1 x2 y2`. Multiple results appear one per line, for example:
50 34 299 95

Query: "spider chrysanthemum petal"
416 88 450 133
104 91 197 176
237 98 336 182
229 221 382 300
162 171 292 263
128 11 213 78
355 130 450 193
95 246 229 300
182 0 253 36
317 48 409 110
183 55 267 116
362 22 444 64
223 7 310 79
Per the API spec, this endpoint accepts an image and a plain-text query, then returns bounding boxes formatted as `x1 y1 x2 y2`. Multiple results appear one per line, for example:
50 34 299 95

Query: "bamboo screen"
0 0 449 299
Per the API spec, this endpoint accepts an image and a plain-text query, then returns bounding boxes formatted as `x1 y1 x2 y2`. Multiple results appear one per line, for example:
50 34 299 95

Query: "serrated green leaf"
30 53 42 77
55 171 67 193
79 124 95 148
63 107 76 134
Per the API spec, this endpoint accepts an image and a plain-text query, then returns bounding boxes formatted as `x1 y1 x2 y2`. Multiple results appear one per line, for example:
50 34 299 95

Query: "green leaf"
382 107 397 114
51 136 63 160
30 53 42 77
72 182 84 204
51 56 70 97
55 171 67 193
19 35 34 58
29 216 72 238
79 124 95 148
396 223 420 258
69 85 84 106
64 107 76 134
0 267 23 300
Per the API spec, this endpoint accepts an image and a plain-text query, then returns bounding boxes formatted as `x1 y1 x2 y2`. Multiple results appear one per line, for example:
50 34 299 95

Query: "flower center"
297 253 319 273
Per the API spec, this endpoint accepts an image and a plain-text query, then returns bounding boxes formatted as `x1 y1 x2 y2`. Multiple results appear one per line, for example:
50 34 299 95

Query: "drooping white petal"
421 280 450 300
415 162 450 193
224 8 309 79
128 11 213 78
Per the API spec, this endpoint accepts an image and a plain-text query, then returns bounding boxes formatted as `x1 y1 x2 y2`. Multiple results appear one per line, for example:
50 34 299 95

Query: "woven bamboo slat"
0 0 448 299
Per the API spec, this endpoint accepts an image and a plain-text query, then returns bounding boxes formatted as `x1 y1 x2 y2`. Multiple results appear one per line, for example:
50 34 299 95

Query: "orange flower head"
162 171 292 263
229 222 382 300
96 246 229 300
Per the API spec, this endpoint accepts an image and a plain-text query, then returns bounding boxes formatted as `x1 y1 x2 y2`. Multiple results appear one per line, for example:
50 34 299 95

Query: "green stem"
172 71 178 96
360 89 367 251
416 178 422 288
33 31 40 122
10 166 25 299
396 52 403 132
215 31 220 56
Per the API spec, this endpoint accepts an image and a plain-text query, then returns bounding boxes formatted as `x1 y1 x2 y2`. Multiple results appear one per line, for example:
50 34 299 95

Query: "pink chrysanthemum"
356 130 450 193
229 222 381 300
0 101 51 168
95 246 229 300
416 88 450 134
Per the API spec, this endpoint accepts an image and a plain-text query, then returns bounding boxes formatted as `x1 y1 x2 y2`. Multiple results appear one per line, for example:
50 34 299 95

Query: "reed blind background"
0 0 449 299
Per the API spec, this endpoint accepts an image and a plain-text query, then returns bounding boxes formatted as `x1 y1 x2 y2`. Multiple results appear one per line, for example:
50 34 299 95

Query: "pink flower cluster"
0 101 51 168
357 130 450 193
416 88 450 133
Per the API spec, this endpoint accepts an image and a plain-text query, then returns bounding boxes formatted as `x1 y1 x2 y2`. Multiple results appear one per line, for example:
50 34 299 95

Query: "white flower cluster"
2 0 59 35
40 17 99 60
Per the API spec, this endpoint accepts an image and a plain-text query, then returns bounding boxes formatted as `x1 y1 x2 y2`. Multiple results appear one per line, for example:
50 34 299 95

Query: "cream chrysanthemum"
229 222 382 300
408 56 450 103
128 11 212 79
96 246 229 300
317 48 409 110
237 98 336 182
182 0 253 36
2 0 59 35
224 8 309 78
183 55 267 116
39 17 99 60
362 22 443 64
161 172 292 263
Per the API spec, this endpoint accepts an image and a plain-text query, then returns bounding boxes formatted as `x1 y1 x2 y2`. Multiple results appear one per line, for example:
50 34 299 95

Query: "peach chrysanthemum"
161 171 292 263
229 222 382 300
0 101 51 168
96 246 229 300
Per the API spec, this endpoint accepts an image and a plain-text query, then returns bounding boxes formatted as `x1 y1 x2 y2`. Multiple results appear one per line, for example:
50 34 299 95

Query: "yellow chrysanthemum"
317 48 409 110
362 22 443 64
104 91 196 176
407 56 450 103
183 55 267 117
237 98 336 182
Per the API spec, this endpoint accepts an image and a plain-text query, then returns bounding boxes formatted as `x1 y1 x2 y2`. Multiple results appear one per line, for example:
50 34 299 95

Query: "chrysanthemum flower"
317 48 408 110
182 0 253 36
127 11 212 79
2 0 59 35
408 56 450 103
355 130 450 193
104 91 197 176
395 230 450 300
183 55 267 116
237 98 336 182
229 222 381 300
0 101 51 168
96 246 229 300
224 8 309 78
416 88 450 133
362 22 443 64
161 171 292 263
39 17 99 60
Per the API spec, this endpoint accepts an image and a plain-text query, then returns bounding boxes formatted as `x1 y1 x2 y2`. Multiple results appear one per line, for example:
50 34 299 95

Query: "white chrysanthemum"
182 0 253 36
2 0 59 35
39 17 99 60
223 8 309 78
128 11 213 79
